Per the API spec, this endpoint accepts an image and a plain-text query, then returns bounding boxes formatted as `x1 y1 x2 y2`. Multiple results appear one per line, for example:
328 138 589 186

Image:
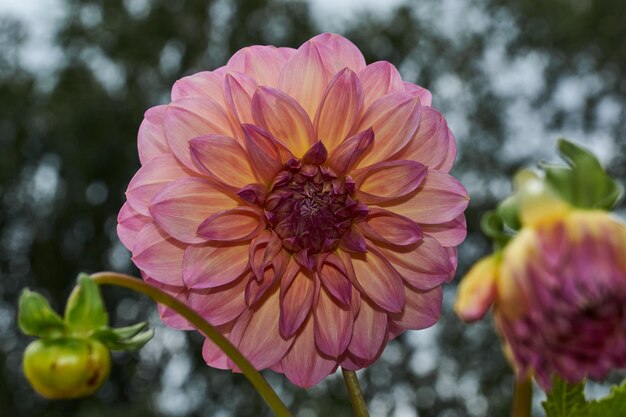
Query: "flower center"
265 155 367 255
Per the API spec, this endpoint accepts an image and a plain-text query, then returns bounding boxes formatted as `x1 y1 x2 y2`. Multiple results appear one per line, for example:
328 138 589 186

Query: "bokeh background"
1 0 625 416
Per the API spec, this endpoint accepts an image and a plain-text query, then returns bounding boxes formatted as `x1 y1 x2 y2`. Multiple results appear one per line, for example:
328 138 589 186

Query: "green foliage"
18 290 66 338
543 377 626 417
91 323 154 351
64 274 108 334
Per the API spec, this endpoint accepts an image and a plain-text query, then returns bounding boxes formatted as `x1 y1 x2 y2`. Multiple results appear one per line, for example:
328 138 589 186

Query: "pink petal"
326 128 374 175
227 45 291 87
182 243 250 289
149 178 239 244
382 170 469 224
421 214 467 247
278 40 336 119
358 61 405 109
197 207 263 243
310 33 366 71
202 321 235 370
155 288 194 330
165 97 234 171
282 314 337 388
252 87 316 157
279 267 315 338
354 92 422 168
359 208 423 247
350 246 405 313
171 68 226 101
403 81 432 106
189 134 257 189
314 68 364 152
137 105 170 164
314 286 353 358
117 202 149 251
229 286 293 370
131 222 185 287
224 71 257 125
397 107 456 171
245 252 287 306
379 235 454 291
355 160 427 204
340 229 367 253
317 254 353 306
243 124 287 184
438 128 458 173
390 286 442 330
187 273 248 326
126 154 194 216
348 297 388 361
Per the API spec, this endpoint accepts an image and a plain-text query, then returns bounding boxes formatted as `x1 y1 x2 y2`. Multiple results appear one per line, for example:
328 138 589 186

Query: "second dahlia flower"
118 33 468 387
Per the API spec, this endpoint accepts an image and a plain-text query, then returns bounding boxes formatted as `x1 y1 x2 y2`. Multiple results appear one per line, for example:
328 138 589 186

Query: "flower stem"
90 272 292 417
341 368 370 417
511 377 532 417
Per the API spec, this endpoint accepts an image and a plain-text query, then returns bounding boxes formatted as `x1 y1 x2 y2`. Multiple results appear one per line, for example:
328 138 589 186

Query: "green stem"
342 368 370 417
90 272 292 417
511 377 532 417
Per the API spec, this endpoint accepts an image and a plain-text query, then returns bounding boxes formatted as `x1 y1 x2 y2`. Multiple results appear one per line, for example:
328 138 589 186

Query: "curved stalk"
342 368 370 417
512 377 532 417
90 272 292 417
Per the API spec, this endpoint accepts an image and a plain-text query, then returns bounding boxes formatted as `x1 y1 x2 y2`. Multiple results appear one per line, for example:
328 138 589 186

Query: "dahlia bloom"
456 177 626 388
118 33 468 387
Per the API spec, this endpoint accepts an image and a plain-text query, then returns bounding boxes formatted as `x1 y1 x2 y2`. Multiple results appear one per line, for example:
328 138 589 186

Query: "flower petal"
390 285 442 330
354 92 422 168
202 321 235 369
126 154 194 216
137 105 170 164
117 202 149 251
379 235 454 291
131 223 185 287
224 71 257 125
252 87 315 157
165 97 234 171
326 128 374 175
421 214 467 247
278 40 336 119
187 273 248 326
149 178 239 244
280 267 315 338
358 61 404 109
359 208 423 247
403 81 432 106
171 68 227 106
282 314 337 388
454 255 499 322
350 246 405 313
314 68 364 153
348 297 388 361
197 207 263 243
155 287 194 330
381 170 469 224
229 286 293 370
242 124 288 184
310 33 366 72
189 134 257 189
355 160 427 204
318 254 353 306
227 45 291 87
314 286 353 358
183 243 250 289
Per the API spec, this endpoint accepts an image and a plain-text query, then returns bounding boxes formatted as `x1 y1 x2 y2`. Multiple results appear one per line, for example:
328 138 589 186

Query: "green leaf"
573 381 626 417
18 289 66 338
92 325 154 351
480 210 512 249
497 195 521 231
64 274 108 335
542 376 586 417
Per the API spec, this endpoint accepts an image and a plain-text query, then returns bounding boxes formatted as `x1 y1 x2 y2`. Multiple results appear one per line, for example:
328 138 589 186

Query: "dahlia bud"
455 139 626 388
19 274 153 399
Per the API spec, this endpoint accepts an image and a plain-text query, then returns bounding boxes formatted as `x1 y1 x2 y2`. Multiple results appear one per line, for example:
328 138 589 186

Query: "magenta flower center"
264 143 367 255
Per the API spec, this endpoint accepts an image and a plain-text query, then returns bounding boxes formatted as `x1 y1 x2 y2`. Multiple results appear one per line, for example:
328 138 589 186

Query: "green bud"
23 338 111 399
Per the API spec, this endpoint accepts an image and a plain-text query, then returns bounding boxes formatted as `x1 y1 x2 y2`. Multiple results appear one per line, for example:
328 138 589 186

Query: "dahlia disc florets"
118 33 468 387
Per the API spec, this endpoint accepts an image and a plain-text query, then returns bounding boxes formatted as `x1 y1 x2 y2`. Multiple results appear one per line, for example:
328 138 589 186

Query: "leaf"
480 210 512 249
92 325 154 351
18 289 66 338
542 376 586 417
498 195 521 231
573 381 626 417
64 274 108 335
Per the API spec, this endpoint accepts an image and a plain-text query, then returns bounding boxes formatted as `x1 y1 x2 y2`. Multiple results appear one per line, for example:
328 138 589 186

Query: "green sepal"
543 139 623 210
480 210 512 250
92 323 154 351
542 376 586 417
497 195 521 231
575 381 626 417
18 289 66 338
64 274 108 335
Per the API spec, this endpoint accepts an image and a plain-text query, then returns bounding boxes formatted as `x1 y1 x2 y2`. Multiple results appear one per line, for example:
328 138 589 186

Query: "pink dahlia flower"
118 33 468 387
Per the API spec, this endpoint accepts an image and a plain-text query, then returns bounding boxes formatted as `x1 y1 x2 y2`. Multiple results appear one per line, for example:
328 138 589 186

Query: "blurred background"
1 0 625 416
